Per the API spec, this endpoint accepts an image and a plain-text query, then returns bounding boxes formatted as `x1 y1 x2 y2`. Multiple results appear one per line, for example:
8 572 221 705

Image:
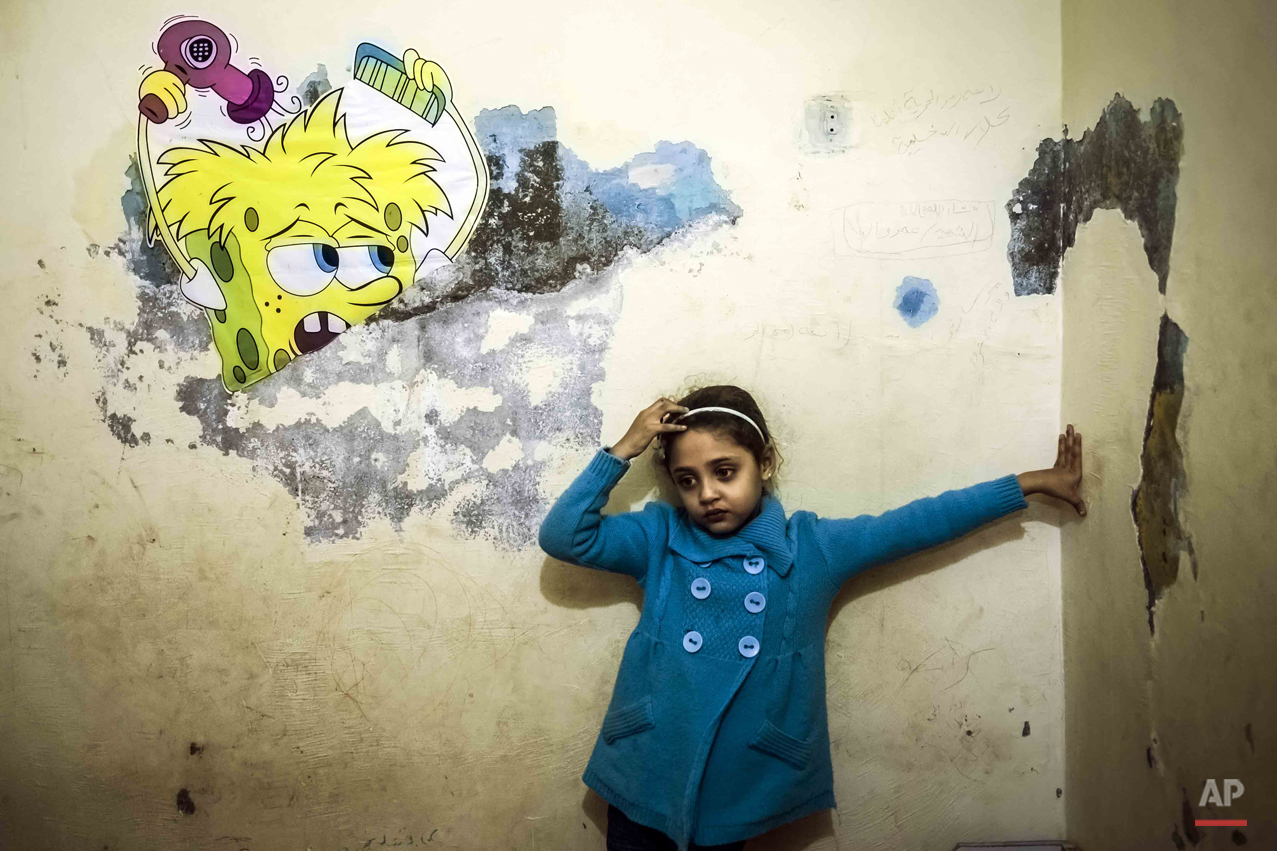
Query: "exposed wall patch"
88 102 741 545
1006 94 1182 296
376 106 741 321
1132 314 1196 635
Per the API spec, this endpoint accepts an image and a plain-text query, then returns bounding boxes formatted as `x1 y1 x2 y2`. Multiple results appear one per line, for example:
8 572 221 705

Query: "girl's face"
666 428 774 535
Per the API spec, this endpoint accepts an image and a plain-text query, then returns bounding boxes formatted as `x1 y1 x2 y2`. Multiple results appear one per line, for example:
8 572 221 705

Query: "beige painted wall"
1061 0 1277 848
1 1 1068 848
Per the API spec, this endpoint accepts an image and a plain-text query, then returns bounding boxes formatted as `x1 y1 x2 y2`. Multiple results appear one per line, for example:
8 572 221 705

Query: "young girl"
538 385 1085 851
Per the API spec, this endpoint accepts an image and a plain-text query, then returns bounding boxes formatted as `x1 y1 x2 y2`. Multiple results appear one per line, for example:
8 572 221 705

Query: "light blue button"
744 592 766 614
690 577 711 600
683 631 703 653
743 556 765 575
738 635 760 658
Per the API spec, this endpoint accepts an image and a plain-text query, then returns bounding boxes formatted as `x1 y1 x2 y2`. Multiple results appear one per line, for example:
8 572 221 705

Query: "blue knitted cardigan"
538 447 1028 848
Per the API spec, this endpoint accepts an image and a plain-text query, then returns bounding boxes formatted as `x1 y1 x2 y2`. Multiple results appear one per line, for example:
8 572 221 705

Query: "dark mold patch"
176 788 195 815
1180 788 1201 846
189 742 204 756
1006 94 1182 295
102 158 184 288
1021 721 1030 737
1132 314 1197 635
1232 829 1248 845
95 391 146 447
376 106 740 322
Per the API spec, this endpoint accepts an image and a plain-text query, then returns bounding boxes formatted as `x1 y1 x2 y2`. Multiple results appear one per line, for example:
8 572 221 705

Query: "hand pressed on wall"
1017 424 1086 516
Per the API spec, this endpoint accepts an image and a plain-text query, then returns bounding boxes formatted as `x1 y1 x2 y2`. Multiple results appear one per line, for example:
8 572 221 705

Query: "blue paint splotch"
894 276 939 327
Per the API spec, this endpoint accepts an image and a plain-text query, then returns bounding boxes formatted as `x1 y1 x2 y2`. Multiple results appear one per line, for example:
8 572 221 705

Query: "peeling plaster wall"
2 1 1067 849
1061 1 1277 848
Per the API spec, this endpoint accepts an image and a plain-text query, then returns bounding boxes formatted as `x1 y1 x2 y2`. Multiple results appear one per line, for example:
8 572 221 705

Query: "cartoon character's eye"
372 245 394 273
334 245 395 290
314 244 338 273
266 243 337 296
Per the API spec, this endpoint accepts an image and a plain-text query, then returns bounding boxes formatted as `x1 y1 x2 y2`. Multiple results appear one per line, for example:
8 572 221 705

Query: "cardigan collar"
667 491 794 576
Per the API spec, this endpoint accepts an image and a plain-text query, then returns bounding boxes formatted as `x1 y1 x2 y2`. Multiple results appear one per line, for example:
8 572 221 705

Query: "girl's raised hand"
1017 424 1086 516
608 398 690 461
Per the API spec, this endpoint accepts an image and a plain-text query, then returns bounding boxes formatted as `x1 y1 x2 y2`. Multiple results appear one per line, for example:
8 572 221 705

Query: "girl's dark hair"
653 384 784 490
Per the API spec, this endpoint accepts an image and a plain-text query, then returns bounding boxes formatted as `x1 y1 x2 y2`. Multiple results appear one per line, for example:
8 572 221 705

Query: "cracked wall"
1132 313 1196 636
1060 1 1277 849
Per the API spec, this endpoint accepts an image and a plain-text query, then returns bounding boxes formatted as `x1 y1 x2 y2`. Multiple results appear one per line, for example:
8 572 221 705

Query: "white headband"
674 406 768 444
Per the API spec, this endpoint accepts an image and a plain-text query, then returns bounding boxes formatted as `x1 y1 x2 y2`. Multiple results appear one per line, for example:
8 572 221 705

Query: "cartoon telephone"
138 19 274 125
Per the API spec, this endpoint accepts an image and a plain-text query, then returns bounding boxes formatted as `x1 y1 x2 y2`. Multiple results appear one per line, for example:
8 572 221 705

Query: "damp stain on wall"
85 102 741 545
1131 313 1196 635
1006 94 1183 296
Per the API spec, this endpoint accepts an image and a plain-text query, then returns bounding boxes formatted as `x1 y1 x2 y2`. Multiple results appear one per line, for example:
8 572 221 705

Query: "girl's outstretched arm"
812 426 1085 590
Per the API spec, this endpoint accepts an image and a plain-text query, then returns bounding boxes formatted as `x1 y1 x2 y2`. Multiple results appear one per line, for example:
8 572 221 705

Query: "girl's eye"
716 468 735 479
334 245 395 290
265 243 337 296
678 478 694 489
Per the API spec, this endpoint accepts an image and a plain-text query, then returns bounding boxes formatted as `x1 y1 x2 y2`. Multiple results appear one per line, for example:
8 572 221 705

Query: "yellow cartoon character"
153 88 449 388
136 35 488 392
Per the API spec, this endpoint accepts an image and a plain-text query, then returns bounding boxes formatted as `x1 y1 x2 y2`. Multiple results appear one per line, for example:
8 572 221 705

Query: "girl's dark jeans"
606 804 747 851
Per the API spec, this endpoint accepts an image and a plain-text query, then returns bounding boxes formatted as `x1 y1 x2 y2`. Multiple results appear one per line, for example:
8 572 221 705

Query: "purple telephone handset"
139 19 273 124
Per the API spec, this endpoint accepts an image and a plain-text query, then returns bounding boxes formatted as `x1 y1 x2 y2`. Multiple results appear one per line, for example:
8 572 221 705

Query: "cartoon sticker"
135 18 489 392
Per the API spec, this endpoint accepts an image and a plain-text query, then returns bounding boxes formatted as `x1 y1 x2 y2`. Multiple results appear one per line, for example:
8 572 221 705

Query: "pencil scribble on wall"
1006 94 1182 296
82 32 741 544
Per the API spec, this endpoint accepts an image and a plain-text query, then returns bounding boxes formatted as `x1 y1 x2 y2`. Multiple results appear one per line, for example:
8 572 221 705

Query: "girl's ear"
761 447 776 480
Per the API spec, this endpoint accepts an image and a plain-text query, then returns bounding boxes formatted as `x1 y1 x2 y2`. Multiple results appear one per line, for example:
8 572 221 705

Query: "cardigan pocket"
748 718 813 770
601 696 655 744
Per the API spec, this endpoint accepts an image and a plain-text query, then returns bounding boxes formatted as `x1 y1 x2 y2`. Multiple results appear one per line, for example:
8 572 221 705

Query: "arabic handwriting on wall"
739 320 856 350
832 200 996 259
864 86 1012 154
337 827 440 850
